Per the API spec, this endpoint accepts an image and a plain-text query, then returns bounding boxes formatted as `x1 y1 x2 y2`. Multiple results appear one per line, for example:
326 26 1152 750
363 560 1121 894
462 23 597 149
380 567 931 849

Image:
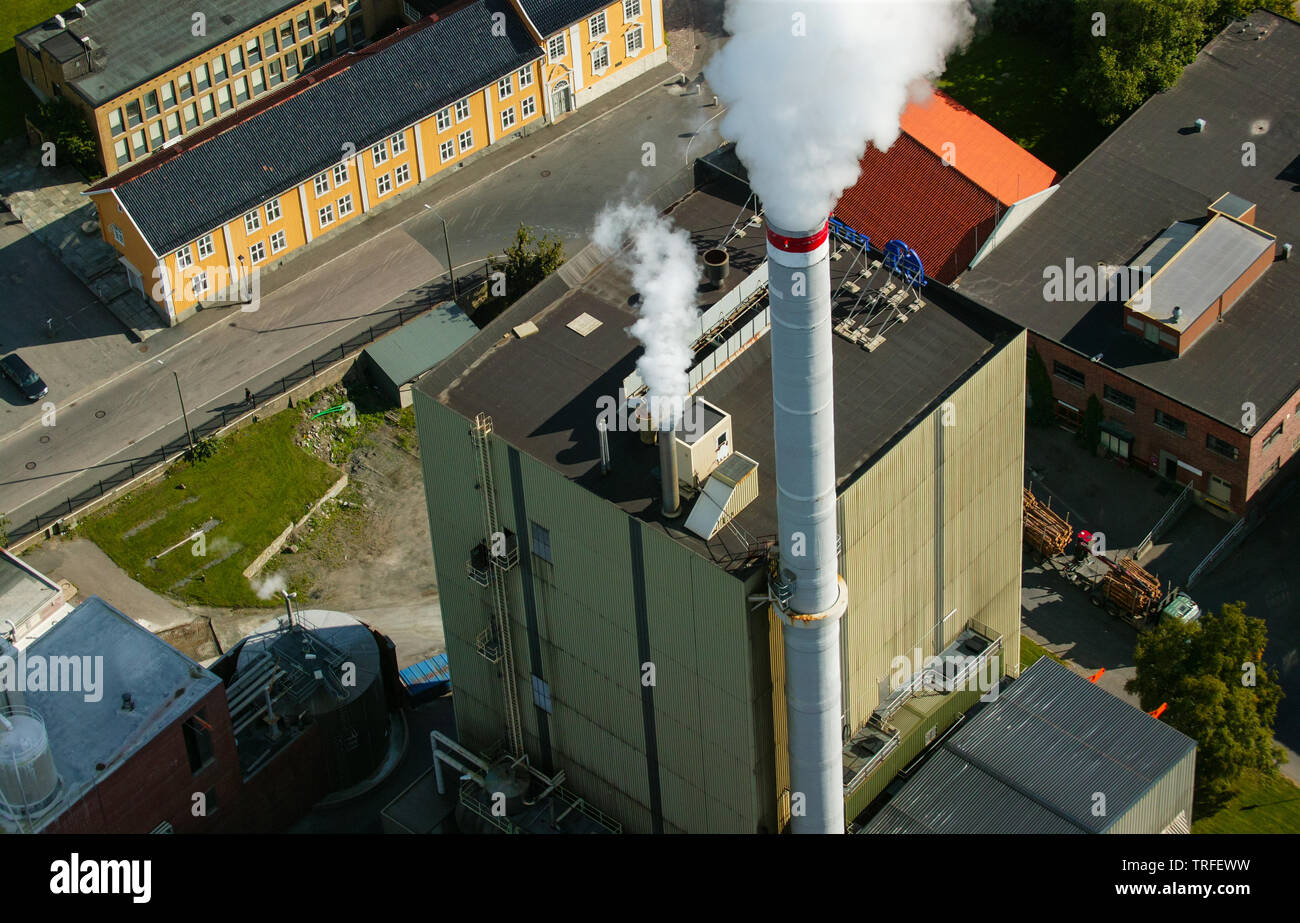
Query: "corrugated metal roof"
519 0 613 37
110 0 541 255
862 658 1196 834
363 302 478 388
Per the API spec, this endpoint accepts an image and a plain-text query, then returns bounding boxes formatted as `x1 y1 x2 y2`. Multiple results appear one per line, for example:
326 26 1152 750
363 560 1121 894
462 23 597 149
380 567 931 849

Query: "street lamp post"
173 370 195 453
423 205 457 301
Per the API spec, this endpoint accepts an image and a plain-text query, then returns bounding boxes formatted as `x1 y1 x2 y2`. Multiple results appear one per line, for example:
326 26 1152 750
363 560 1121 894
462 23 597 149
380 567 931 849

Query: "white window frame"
269 229 287 253
435 107 452 131
547 34 566 62
625 25 644 57
333 162 349 186
244 210 262 234
500 106 515 131
337 194 354 217
394 163 411 187
623 0 642 19
317 203 335 227
249 241 267 263
517 66 533 89
521 96 536 119
372 142 388 166
111 224 125 246
191 270 208 297
390 132 407 155
454 98 471 122
438 138 455 162
313 172 330 196
175 246 194 270
264 197 282 224
376 172 393 197
497 76 512 99
196 234 215 259
591 43 610 74
589 12 607 38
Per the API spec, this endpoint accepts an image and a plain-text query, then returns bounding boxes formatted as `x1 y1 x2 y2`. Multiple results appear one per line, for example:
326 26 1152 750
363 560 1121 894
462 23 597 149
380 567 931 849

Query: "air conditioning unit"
330 2 346 21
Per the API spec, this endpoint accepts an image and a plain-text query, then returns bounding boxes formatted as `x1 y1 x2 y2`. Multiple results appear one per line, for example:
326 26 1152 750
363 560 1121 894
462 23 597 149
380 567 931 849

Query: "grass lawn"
79 409 339 608
1020 634 1068 673
939 29 1110 176
0 2 69 142
1193 769 1300 834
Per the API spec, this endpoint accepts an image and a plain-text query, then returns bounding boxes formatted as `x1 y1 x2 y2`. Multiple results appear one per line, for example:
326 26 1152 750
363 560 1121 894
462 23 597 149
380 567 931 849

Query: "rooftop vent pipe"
703 248 730 289
659 424 681 518
1283 243 1293 261
54 14 66 28
766 219 848 834
597 416 611 475
1194 118 1207 132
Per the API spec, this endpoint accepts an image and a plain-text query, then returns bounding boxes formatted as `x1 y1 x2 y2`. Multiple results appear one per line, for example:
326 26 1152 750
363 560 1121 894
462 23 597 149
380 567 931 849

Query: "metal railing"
1187 516 1247 588
6 299 438 546
1135 483 1193 561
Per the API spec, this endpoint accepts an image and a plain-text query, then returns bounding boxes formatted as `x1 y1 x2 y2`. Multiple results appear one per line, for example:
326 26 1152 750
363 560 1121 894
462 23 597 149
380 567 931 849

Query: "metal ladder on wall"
470 413 524 759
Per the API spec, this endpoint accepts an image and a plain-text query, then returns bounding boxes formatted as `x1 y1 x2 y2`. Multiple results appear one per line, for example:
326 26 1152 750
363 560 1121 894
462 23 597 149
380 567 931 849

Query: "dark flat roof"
863 658 1196 834
18 0 303 107
956 10 1300 428
519 0 612 37
420 177 1020 568
95 0 541 256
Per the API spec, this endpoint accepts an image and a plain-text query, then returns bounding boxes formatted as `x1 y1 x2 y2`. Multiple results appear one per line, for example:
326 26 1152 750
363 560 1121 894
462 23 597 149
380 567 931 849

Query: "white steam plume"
706 0 974 232
593 202 701 429
251 573 288 600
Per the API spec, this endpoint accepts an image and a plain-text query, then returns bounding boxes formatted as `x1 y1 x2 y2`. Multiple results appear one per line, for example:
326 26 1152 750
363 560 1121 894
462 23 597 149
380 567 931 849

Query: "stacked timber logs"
1023 487 1071 557
1101 557 1163 619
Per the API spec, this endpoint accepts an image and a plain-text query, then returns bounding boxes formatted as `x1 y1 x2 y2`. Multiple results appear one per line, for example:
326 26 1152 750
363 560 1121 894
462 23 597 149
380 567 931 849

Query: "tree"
499 223 565 296
1127 601 1283 810
1072 0 1295 127
1025 348 1055 427
33 97 102 180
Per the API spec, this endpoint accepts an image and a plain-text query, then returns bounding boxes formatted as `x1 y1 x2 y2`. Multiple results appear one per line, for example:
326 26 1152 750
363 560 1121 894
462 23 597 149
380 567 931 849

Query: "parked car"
0 353 49 401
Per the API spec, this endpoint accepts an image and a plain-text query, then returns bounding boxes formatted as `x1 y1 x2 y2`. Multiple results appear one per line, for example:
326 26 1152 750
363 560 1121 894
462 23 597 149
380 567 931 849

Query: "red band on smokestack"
766 221 829 253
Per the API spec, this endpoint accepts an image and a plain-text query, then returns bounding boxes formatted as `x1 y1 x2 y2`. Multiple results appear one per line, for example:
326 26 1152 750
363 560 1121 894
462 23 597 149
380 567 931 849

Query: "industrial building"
362 300 479 407
82 0 666 327
0 595 403 833
833 89 1058 284
860 658 1197 834
957 9 1300 519
413 161 1028 833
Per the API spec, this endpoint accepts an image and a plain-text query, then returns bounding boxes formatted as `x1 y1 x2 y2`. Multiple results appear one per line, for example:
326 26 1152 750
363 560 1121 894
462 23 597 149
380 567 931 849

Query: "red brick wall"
43 684 241 834
1029 334 1277 514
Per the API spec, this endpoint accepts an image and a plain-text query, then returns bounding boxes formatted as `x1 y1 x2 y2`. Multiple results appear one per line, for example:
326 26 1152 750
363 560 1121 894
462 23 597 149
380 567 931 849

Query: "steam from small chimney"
593 202 700 429
706 0 974 231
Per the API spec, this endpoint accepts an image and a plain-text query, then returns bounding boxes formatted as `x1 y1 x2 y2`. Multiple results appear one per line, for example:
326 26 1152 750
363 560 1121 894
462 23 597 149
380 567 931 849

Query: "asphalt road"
0 64 725 537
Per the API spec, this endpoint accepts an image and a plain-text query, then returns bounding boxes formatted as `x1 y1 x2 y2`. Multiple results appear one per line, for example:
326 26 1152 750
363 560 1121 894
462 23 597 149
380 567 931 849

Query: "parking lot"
0 218 143 438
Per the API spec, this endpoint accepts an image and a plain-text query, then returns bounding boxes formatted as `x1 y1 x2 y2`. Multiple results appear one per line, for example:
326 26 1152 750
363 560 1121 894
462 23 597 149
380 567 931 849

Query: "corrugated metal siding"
839 332 1026 730
1108 739 1197 834
415 391 767 833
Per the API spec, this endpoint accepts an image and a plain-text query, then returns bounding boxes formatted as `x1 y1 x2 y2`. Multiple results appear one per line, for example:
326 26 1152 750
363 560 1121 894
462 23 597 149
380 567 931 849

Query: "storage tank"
237 610 390 793
0 706 61 817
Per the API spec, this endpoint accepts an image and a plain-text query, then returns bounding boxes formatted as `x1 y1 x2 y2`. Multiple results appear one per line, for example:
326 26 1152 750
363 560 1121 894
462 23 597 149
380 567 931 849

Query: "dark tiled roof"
957 10 1300 426
518 0 612 37
834 133 1000 284
18 0 302 106
863 658 1196 834
103 0 541 255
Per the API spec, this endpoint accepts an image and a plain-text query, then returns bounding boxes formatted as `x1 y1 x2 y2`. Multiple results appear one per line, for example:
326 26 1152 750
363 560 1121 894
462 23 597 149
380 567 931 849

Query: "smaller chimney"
597 416 611 474
1194 118 1207 133
1283 243 1293 261
54 14 66 28
659 426 681 518
1171 305 1182 324
76 2 87 15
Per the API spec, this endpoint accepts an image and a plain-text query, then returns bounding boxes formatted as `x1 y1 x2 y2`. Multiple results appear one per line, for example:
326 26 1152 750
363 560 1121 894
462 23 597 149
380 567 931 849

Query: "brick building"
957 10 1300 518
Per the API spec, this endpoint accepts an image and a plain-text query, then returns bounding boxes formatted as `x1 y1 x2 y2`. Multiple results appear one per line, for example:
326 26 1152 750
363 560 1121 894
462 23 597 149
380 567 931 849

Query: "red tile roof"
833 133 1000 284
831 90 1056 283
901 90 1056 206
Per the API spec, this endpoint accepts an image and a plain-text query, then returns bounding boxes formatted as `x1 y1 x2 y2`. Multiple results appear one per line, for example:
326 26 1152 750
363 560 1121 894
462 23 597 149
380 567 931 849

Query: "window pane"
217 85 233 112
200 94 214 120
183 103 199 129
165 112 182 138
284 49 300 79
195 63 210 91
263 29 278 56
108 108 124 135
268 60 282 87
148 120 163 148
297 13 311 39
234 77 250 103
160 81 176 109
144 90 159 118
230 47 244 73
246 38 261 65
280 22 294 47
178 73 193 100
212 56 226 83
126 101 143 127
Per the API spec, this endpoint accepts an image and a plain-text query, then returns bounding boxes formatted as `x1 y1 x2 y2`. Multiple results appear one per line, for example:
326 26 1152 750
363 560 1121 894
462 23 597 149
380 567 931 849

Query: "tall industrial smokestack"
766 219 848 834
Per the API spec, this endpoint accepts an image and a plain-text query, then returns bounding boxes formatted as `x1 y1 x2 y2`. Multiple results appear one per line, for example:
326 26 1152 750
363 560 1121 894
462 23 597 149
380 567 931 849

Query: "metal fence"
7 298 440 546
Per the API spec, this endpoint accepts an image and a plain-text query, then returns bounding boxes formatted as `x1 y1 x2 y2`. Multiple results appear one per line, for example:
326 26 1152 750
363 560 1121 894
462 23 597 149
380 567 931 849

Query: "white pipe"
659 425 681 517
766 220 847 834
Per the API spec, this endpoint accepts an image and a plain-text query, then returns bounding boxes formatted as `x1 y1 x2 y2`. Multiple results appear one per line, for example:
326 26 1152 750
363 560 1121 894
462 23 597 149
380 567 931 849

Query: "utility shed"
363 303 478 407
862 658 1196 834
